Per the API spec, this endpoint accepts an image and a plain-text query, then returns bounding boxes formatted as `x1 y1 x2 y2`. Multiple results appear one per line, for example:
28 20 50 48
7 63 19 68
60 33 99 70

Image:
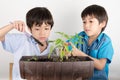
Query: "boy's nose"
39 30 45 35
84 23 90 28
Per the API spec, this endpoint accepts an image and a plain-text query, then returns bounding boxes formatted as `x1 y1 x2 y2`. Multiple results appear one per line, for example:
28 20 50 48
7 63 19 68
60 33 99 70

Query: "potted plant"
19 32 94 80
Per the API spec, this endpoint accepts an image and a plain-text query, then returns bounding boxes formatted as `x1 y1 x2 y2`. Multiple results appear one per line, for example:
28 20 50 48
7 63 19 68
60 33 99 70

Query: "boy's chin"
39 38 47 42
39 40 47 43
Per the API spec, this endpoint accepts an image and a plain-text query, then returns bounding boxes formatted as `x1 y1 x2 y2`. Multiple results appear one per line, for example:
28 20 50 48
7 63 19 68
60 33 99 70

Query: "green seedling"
48 32 83 61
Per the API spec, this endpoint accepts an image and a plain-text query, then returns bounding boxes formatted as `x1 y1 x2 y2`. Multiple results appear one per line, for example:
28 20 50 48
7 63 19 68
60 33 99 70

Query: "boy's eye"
83 21 86 24
89 21 93 23
35 29 39 30
45 28 50 30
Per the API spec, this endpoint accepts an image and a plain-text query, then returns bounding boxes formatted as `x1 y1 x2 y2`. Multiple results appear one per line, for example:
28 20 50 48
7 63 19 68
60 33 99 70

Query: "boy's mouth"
39 37 46 41
85 29 90 32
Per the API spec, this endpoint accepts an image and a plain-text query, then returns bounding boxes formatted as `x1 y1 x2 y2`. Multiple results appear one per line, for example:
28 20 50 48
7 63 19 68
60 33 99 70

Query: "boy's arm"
0 24 14 41
0 21 25 41
89 56 107 70
71 43 107 70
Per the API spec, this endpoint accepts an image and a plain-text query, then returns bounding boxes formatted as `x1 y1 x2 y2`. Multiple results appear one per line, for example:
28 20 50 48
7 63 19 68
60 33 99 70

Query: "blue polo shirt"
67 31 114 80
1 33 51 80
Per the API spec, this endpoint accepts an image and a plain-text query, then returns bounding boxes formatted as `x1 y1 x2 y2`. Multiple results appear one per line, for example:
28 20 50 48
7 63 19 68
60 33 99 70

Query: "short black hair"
26 7 54 29
81 4 108 32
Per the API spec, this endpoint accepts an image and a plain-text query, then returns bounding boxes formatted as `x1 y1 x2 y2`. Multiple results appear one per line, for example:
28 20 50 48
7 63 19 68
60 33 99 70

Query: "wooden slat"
61 62 73 80
24 62 37 80
42 62 55 80
54 62 61 80
9 63 13 80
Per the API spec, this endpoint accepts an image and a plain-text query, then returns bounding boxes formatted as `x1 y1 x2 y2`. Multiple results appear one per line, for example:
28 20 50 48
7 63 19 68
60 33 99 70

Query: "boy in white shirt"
0 7 54 80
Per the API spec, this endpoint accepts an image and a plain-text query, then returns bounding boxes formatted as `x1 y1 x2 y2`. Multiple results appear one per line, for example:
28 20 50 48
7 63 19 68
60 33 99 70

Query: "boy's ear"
100 21 106 28
26 27 32 35
28 27 32 33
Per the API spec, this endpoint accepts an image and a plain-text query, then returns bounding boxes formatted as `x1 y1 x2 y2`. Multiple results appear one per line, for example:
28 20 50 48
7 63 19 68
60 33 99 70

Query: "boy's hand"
10 21 25 32
69 42 81 56
70 42 87 56
70 42 79 56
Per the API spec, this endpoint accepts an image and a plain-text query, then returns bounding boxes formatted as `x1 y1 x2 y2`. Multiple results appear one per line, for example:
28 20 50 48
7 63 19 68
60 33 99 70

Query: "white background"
0 0 120 80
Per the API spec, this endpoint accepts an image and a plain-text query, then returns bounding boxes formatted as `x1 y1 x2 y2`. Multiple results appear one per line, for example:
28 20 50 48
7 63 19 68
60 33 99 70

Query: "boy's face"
82 15 105 37
30 23 51 43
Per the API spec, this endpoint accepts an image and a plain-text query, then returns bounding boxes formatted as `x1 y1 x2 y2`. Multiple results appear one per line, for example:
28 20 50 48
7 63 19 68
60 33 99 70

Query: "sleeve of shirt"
98 37 114 64
1 33 26 54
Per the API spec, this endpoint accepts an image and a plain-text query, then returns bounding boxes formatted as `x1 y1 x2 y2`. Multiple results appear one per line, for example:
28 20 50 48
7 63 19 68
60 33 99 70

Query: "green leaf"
55 38 63 45
48 45 55 58
60 50 63 61
64 45 69 52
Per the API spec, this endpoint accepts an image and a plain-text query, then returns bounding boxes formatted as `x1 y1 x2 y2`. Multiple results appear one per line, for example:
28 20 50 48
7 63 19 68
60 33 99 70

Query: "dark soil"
20 56 92 62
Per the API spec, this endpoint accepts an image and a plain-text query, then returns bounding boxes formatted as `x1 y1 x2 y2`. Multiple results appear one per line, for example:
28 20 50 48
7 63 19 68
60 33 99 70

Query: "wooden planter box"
19 56 94 80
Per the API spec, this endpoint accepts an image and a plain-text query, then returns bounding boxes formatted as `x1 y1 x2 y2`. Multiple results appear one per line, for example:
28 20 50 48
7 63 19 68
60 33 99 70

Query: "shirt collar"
30 36 37 44
82 31 104 42
97 32 104 41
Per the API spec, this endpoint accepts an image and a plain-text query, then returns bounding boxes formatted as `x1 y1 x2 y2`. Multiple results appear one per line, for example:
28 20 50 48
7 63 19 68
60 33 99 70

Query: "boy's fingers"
18 21 25 32
69 42 75 48
19 23 25 32
11 21 25 32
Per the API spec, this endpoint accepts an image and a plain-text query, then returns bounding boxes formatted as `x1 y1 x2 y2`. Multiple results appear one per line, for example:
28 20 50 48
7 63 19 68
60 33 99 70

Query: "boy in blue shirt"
0 7 54 80
68 4 114 80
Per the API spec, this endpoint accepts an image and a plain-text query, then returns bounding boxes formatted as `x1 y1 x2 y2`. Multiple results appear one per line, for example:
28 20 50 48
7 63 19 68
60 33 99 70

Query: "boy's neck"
88 34 99 46
39 41 48 53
